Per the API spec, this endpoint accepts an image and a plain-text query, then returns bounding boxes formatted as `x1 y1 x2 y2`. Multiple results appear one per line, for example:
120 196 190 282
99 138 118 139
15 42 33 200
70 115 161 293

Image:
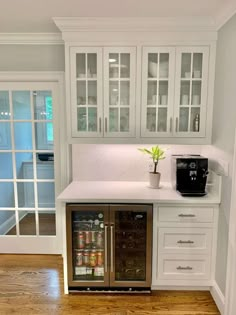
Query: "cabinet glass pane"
120 81 130 105
88 107 97 132
0 122 11 149
190 108 200 132
0 211 16 235
37 182 55 208
159 53 169 78
88 81 97 105
77 81 86 105
191 81 202 105
76 54 86 78
33 91 52 120
19 211 36 235
180 81 190 105
193 53 203 78
0 182 15 207
120 54 130 78
109 108 119 132
39 211 56 236
72 210 105 281
158 108 167 132
16 153 33 179
109 53 119 78
146 108 156 132
159 81 168 105
120 108 129 132
0 153 13 179
87 53 97 78
13 91 31 120
179 108 189 132
17 182 34 208
77 107 87 131
14 122 32 150
109 81 119 105
114 211 147 281
148 53 158 78
0 91 10 120
181 53 191 78
147 81 157 105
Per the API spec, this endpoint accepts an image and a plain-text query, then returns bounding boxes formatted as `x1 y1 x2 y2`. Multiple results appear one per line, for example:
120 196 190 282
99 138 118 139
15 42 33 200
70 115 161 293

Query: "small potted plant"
138 145 165 188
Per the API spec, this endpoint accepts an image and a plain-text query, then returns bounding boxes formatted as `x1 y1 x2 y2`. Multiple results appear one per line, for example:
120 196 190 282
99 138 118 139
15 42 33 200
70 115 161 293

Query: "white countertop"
57 181 221 204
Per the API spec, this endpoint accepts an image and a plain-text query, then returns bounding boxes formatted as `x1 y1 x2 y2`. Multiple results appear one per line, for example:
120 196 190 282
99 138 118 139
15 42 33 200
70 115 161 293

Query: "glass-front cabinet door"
70 47 103 137
141 47 175 137
174 47 209 137
103 47 136 137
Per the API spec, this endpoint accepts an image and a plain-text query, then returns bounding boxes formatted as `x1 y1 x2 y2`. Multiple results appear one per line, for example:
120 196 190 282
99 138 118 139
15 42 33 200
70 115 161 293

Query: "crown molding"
215 2 236 30
0 33 63 45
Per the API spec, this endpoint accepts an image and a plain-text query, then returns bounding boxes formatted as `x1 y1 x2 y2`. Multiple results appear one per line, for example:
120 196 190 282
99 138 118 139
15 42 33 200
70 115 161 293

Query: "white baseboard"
152 285 211 291
211 281 225 315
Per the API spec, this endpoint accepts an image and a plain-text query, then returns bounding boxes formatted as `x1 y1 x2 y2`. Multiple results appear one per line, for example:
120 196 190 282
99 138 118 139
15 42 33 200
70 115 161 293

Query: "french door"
0 80 63 254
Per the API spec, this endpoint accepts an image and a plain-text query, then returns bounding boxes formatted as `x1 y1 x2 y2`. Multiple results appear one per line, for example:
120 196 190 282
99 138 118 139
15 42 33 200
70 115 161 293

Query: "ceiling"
0 0 235 33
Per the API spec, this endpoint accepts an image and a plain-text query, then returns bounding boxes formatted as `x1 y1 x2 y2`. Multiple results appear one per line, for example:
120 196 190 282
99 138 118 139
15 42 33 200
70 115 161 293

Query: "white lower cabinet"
152 204 219 288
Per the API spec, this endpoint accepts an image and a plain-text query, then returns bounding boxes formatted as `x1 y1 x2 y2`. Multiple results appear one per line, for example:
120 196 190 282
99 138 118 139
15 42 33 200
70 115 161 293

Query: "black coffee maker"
172 155 209 196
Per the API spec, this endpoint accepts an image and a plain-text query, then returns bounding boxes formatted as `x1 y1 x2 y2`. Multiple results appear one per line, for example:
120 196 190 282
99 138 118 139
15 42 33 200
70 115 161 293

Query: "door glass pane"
38 211 56 236
109 53 119 78
33 91 52 120
88 81 97 105
120 108 129 132
120 54 130 78
17 182 35 208
0 91 10 120
109 81 119 105
19 211 36 236
13 91 31 120
148 53 158 78
0 153 13 179
159 53 169 78
179 108 189 132
0 122 11 149
0 182 15 207
159 81 168 105
37 182 55 208
36 161 54 179
193 53 202 78
147 81 157 105
35 122 53 150
181 53 191 78
146 108 156 132
14 122 32 150
16 153 33 179
72 210 105 281
77 107 87 131
87 53 97 78
114 211 147 281
88 108 97 132
109 108 119 132
180 81 190 105
76 53 86 78
120 81 130 105
77 81 86 105
1 210 16 235
158 108 167 132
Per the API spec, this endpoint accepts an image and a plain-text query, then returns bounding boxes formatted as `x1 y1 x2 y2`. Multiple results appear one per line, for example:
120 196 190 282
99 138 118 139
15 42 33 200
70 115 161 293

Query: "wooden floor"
0 255 220 315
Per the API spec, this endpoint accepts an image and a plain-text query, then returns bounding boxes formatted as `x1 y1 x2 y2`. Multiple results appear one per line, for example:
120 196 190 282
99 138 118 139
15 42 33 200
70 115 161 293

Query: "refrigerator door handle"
110 225 114 273
105 225 108 273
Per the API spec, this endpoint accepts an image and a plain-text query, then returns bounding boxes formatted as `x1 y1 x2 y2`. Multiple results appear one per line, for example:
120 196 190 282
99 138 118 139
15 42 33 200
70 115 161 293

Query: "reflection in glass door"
0 82 59 253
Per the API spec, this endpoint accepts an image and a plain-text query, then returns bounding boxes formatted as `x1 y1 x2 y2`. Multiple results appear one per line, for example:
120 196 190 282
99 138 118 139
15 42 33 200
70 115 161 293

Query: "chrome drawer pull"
178 214 196 218
176 266 193 270
177 240 194 244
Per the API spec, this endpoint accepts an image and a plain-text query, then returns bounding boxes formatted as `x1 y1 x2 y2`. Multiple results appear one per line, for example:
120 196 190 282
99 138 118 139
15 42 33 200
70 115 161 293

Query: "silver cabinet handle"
110 225 114 272
177 266 193 270
170 117 172 133
178 214 196 218
104 225 108 272
175 117 178 132
105 117 108 133
177 240 194 244
99 117 102 133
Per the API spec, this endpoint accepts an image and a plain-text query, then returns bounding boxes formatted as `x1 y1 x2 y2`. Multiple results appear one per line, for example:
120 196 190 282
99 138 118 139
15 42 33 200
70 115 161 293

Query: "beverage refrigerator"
66 203 153 292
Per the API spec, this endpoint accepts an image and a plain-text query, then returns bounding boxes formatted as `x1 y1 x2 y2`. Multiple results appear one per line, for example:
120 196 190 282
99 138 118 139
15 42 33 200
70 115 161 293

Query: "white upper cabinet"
70 46 136 138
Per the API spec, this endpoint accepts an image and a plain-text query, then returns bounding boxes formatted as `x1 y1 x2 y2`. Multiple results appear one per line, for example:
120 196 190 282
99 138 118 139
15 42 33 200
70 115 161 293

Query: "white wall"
210 13 236 295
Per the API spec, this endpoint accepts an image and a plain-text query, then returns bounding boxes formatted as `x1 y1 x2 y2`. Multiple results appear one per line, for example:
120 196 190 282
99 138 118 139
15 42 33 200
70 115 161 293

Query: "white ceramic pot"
149 172 161 189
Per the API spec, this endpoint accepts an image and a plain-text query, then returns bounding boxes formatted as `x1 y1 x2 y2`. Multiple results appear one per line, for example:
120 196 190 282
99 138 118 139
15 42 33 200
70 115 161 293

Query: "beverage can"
85 231 91 245
90 250 97 267
78 232 85 249
76 252 83 266
96 232 103 248
97 251 103 266
83 250 90 266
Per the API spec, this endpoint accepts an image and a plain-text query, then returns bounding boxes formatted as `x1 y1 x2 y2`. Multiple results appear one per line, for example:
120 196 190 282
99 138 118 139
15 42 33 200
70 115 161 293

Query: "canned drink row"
75 250 104 267
76 231 104 249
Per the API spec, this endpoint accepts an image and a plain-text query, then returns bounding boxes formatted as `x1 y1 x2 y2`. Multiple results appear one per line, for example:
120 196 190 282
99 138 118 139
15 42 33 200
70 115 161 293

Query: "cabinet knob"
105 117 108 133
170 117 173 133
175 117 178 132
99 117 102 133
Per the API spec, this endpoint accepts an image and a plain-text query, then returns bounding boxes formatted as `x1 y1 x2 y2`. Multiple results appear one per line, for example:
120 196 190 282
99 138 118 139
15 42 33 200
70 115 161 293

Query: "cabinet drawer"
159 207 214 223
158 228 212 254
158 254 211 280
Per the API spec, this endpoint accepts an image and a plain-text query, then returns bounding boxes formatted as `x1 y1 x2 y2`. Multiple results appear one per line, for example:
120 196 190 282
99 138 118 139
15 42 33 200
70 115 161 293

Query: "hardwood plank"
0 255 220 315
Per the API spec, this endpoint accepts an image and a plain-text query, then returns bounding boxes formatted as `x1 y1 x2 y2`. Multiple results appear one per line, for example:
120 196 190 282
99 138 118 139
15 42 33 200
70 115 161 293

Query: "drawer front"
158 254 211 280
159 207 214 223
158 228 212 254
